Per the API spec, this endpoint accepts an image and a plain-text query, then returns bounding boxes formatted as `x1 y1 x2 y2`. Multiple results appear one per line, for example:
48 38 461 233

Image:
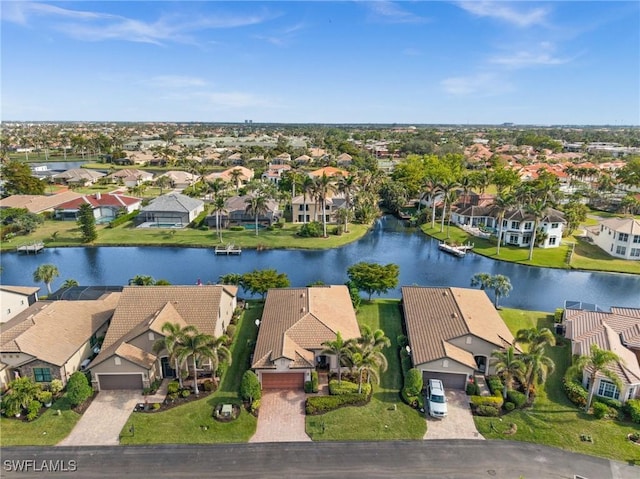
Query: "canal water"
1 217 638 311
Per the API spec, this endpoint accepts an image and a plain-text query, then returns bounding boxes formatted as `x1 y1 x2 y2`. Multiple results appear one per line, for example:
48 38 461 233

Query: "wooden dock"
214 244 242 255
438 242 473 258
16 242 45 254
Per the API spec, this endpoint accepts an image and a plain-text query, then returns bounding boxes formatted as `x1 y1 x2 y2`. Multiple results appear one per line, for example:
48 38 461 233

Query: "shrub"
332 225 343 236
107 210 138 228
554 308 564 323
623 399 640 424
594 396 622 410
470 395 504 409
401 388 423 409
403 369 423 397
203 380 215 392
152 403 161 411
240 371 261 403
181 389 190 398
49 379 64 395
476 405 500 417
593 402 608 419
563 376 588 408
466 381 480 396
329 380 371 396
167 392 178 402
297 221 323 238
311 371 319 393
226 324 236 338
273 222 284 229
486 375 504 396
26 400 42 421
305 393 369 415
189 210 209 229
506 390 527 409
504 401 515 412
37 391 53 405
167 381 180 395
304 381 314 393
250 399 260 415
229 226 245 231
397 335 408 349
66 371 93 407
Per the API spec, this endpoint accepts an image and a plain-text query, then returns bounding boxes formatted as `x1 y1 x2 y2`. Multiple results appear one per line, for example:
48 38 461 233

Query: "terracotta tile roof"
308 166 349 178
55 193 141 210
0 192 84 213
251 286 359 370
0 294 120 366
401 287 515 366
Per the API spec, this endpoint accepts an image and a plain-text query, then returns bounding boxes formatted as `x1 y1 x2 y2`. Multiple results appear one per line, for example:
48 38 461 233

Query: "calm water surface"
1 217 638 311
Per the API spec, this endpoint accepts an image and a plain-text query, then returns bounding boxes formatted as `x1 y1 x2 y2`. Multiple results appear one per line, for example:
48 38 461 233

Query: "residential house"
88 285 237 391
291 192 346 224
401 286 516 389
272 152 292 164
563 306 640 403
308 166 349 179
586 217 640 260
136 192 204 228
0 191 83 214
205 166 254 190
261 164 291 184
52 168 105 187
294 154 312 166
0 293 120 390
1 286 39 323
54 193 142 223
497 208 566 249
157 171 199 190
336 153 353 167
252 286 360 389
205 194 281 229
107 169 154 188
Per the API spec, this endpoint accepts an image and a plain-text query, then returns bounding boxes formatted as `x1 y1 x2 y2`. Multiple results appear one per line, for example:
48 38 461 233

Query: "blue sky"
2 1 639 125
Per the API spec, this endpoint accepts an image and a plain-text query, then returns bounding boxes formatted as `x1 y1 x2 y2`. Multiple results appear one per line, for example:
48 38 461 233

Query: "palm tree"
437 178 460 233
526 199 547 261
130 275 155 286
321 332 350 384
153 323 195 388
494 193 515 256
520 346 555 400
489 274 512 308
568 343 623 411
337 175 358 232
515 328 556 351
33 264 59 294
491 346 526 400
211 196 227 243
444 188 458 238
229 168 244 193
301 176 315 224
155 175 173 194
61 279 79 289
349 346 388 394
419 177 441 229
470 272 492 290
315 173 337 237
355 325 391 353
207 178 226 200
175 330 231 395
245 194 270 236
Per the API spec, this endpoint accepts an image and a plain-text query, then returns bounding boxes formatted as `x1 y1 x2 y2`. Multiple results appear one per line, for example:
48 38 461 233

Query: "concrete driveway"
249 390 311 443
424 390 484 440
58 390 142 446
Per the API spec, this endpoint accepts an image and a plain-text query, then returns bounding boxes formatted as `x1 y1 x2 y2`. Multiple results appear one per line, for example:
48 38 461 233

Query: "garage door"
423 371 468 390
261 372 305 389
98 374 143 390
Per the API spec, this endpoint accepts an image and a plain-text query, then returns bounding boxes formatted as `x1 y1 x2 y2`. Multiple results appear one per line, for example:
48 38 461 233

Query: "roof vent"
443 291 448 296
300 292 305 298
301 307 306 313
451 313 458 319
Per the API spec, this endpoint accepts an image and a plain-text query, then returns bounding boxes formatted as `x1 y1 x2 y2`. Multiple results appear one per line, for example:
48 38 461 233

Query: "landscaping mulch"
135 390 214 413
71 391 98 415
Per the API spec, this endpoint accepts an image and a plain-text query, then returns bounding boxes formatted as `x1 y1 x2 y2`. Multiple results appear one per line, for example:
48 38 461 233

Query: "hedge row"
485 375 504 396
563 376 588 408
107 210 139 228
305 393 369 415
624 399 640 424
470 395 504 408
329 379 370 396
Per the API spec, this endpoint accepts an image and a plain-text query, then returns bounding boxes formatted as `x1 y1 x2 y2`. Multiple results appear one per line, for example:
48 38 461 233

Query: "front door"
474 355 487 373
161 357 176 378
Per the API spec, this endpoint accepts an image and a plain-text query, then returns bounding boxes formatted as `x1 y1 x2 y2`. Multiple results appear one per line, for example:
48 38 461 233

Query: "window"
616 245 626 255
442 359 449 368
33 368 52 382
628 387 636 401
597 380 620 400
6 308 10 315
633 235 640 244
510 221 519 229
524 222 532 230
148 332 154 340
114 357 121 366
465 336 472 344
619 233 629 242
630 248 640 257
509 234 518 243
551 223 559 229
549 237 557 246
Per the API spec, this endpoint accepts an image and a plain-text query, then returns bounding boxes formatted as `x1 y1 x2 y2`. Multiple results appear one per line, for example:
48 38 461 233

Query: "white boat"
438 242 473 257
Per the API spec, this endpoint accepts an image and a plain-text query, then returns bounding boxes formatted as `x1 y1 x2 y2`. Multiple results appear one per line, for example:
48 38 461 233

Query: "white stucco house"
586 217 640 260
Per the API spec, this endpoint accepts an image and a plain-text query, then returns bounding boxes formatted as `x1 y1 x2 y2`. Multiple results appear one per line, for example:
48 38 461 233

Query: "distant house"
0 293 120 390
54 193 142 223
157 171 199 190
0 286 39 324
294 154 312 165
402 286 516 390
107 169 154 188
205 166 254 190
585 218 640 260
52 169 105 187
261 164 291 184
291 192 346 224
272 152 292 164
308 166 349 179
252 286 360 390
0 191 83 214
89 285 237 391
336 153 353 167
563 306 640 404
136 192 204 228
205 195 281 229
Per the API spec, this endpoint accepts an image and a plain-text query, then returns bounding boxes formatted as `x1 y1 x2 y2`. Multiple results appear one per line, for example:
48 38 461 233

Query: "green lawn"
0 395 81 446
119 303 262 444
306 300 426 441
473 309 640 463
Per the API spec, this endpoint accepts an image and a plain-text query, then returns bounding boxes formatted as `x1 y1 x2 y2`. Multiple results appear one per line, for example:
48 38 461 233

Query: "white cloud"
146 76 208 89
489 42 573 68
441 72 513 96
254 22 307 47
364 1 428 24
457 1 550 28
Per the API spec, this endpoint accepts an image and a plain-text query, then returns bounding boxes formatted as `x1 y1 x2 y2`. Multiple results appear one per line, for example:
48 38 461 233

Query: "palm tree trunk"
175 358 183 388
193 357 199 395
322 198 328 237
528 221 538 261
496 216 503 255
255 215 259 236
440 198 447 233
585 374 596 411
431 199 436 230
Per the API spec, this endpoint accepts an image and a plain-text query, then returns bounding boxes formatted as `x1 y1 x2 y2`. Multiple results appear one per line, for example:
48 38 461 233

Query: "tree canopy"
241 268 290 299
347 262 399 300
77 203 97 243
1 160 45 196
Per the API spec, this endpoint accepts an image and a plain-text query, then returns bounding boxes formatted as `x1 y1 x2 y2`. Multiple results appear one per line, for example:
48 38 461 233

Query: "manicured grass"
306 300 426 441
119 303 262 444
569 238 640 274
473 309 640 463
0 395 81 446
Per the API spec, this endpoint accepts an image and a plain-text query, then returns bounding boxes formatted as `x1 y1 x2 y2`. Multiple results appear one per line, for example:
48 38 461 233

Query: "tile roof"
0 192 84 213
401 287 515 367
139 192 203 213
0 293 120 366
599 218 640 235
251 286 360 370
308 166 349 178
55 193 141 210
0 286 40 296
53 169 105 180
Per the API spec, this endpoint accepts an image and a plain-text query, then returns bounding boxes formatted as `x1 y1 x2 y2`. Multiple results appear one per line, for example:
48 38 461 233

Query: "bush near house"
486 375 504 397
624 399 640 424
507 390 527 409
66 372 93 407
328 380 371 396
562 375 588 408
466 380 480 396
470 395 504 411
592 402 609 419
476 404 500 417
305 393 369 415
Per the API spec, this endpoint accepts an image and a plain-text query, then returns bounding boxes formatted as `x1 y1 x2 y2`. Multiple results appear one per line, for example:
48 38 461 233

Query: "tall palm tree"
489 274 512 308
211 196 227 243
155 175 173 194
153 323 195 388
568 343 623 411
515 328 556 351
175 331 231 395
337 174 358 232
526 199 547 261
520 346 555 400
321 332 350 384
491 346 525 400
315 173 337 237
33 264 59 295
437 178 460 233
349 346 388 394
229 168 244 193
207 178 227 200
61 279 79 289
301 176 315 224
444 188 458 238
419 177 441 229
470 272 492 290
494 193 515 256
245 194 270 236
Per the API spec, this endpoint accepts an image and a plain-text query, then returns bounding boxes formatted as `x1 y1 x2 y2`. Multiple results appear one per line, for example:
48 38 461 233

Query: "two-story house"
586 217 640 260
499 208 566 249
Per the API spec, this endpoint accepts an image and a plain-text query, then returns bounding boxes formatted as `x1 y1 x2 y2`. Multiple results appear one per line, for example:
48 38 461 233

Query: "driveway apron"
424 390 484 440
58 390 142 446
250 390 311 443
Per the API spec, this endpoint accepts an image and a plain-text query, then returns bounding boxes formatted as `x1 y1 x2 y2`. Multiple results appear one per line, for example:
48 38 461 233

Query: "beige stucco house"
89 285 237 391
586 217 640 260
402 286 516 389
252 285 360 389
0 286 39 324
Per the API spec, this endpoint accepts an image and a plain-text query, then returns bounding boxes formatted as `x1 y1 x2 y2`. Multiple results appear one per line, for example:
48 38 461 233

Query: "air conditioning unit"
93 346 101 354
80 359 91 370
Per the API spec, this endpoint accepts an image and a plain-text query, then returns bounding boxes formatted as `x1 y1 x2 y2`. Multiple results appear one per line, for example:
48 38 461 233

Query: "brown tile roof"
115 343 156 369
0 294 120 366
90 285 234 368
252 286 360 370
0 191 83 213
0 286 40 296
401 287 515 367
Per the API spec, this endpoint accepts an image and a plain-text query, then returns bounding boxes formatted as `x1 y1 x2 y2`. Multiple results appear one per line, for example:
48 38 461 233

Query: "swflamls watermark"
3 459 77 473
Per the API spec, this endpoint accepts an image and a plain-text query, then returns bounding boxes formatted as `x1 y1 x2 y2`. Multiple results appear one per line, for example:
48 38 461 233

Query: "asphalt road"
2 440 637 479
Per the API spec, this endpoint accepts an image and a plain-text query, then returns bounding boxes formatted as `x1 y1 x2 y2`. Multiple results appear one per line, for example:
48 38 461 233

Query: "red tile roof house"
563 306 640 403
402 287 516 390
88 285 237 391
53 192 142 223
252 286 360 390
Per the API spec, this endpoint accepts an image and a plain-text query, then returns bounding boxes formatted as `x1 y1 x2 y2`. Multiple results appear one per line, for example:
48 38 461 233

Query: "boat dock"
16 242 45 254
215 244 242 255
438 242 474 258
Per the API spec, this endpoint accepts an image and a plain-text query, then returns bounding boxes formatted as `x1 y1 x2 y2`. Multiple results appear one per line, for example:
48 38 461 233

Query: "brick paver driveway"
424 390 484 440
58 390 142 446
250 390 311 443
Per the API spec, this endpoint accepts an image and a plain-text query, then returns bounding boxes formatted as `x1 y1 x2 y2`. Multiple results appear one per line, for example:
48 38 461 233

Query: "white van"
427 379 448 418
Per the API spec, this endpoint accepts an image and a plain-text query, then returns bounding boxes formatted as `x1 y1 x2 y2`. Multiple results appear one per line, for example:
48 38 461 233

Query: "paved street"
3 441 637 479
